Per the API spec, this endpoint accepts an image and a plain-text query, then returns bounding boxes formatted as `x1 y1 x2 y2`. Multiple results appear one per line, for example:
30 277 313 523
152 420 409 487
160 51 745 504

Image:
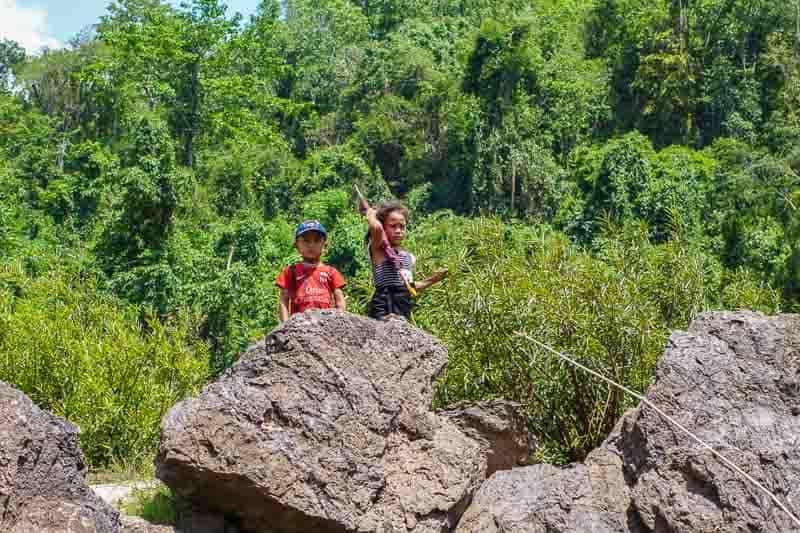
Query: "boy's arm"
279 288 291 322
414 268 449 293
333 288 346 312
330 269 347 312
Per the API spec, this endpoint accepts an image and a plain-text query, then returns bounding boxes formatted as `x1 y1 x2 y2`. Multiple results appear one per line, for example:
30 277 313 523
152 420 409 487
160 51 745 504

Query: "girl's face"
383 211 407 246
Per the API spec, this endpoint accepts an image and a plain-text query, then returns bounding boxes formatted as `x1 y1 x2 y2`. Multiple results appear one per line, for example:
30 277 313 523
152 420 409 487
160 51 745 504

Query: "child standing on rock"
360 198 448 320
276 220 346 322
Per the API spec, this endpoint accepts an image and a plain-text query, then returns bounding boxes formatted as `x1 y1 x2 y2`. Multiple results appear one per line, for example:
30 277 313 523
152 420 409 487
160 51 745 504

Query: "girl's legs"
368 288 414 320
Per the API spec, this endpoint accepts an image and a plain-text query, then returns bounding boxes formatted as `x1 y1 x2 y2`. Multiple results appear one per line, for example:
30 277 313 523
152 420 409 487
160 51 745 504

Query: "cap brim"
296 228 327 238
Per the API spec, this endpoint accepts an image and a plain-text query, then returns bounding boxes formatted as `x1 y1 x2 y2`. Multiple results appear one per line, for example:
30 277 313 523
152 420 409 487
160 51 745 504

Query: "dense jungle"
0 0 798 470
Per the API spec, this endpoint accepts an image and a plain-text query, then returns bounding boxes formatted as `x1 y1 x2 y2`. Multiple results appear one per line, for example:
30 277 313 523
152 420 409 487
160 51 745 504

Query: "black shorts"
368 286 415 320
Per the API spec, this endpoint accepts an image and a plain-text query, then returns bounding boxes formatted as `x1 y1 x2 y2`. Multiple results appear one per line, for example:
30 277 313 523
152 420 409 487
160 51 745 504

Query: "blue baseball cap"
295 220 327 239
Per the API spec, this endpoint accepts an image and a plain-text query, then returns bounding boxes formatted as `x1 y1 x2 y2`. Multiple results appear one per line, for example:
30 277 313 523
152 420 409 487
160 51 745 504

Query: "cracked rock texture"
455 311 800 533
156 311 530 533
454 447 630 532
0 380 121 533
120 516 177 533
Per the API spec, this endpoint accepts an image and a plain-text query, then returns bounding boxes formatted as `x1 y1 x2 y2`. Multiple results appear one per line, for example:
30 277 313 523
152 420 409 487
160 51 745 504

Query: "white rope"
514 331 800 529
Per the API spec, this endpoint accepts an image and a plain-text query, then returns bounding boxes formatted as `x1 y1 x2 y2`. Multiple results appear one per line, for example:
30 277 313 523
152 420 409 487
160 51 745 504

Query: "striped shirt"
372 249 416 289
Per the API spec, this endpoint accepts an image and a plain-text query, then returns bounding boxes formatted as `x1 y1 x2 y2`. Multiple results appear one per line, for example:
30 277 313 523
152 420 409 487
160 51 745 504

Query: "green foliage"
587 0 791 147
63 141 119 226
0 39 25 92
1 0 799 472
0 263 208 467
702 139 800 293
412 216 778 461
353 95 429 190
463 18 542 126
261 144 386 216
124 484 178 526
201 134 292 216
96 118 185 282
570 133 715 242
280 0 370 114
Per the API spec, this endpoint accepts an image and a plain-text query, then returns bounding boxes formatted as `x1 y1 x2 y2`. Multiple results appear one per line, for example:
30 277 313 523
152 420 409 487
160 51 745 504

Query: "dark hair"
364 201 409 247
375 201 409 225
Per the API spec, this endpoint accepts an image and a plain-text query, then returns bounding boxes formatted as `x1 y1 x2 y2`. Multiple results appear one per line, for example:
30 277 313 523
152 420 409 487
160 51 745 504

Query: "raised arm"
355 185 385 262
365 207 386 261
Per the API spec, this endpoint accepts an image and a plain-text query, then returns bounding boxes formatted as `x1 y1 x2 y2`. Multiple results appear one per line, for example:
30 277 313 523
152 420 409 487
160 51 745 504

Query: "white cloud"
0 0 61 53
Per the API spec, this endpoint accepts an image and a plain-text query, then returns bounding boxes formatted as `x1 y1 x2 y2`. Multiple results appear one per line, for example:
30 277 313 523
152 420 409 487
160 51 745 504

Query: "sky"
0 0 260 53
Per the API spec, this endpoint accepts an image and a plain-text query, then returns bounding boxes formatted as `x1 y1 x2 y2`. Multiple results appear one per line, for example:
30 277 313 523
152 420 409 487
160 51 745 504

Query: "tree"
0 39 25 92
17 38 111 169
95 117 185 278
98 0 240 167
470 110 565 218
463 18 543 128
762 28 800 152
572 133 712 241
587 0 788 147
279 0 369 115
173 0 241 167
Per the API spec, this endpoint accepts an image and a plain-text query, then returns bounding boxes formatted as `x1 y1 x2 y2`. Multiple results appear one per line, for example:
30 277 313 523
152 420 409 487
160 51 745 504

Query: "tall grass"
0 212 780 468
0 261 209 467
409 214 779 462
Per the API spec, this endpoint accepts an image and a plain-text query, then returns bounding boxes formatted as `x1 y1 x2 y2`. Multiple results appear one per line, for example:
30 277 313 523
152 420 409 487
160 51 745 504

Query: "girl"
363 201 448 320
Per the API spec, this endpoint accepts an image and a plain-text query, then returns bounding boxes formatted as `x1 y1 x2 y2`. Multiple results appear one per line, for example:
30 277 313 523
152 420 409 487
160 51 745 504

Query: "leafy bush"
1 0 798 475
0 262 209 467
410 215 779 462
124 484 178 526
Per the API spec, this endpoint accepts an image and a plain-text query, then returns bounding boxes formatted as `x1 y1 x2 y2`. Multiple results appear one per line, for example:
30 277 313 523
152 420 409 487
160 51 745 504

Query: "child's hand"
416 267 449 293
354 184 370 214
432 268 449 283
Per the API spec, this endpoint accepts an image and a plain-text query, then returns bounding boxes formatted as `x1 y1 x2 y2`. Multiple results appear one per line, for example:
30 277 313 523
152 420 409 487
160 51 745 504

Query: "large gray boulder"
0 381 121 533
612 311 800 532
456 311 800 533
156 311 530 533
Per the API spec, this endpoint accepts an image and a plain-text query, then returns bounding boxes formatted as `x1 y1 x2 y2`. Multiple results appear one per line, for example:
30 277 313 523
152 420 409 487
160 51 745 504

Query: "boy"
276 220 346 322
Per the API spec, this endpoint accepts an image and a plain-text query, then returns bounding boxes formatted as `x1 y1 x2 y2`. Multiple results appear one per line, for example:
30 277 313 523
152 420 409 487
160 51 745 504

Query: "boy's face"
295 231 326 262
384 211 407 246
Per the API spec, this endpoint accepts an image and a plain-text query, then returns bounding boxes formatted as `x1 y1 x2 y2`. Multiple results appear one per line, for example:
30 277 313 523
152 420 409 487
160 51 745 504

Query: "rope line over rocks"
515 330 800 530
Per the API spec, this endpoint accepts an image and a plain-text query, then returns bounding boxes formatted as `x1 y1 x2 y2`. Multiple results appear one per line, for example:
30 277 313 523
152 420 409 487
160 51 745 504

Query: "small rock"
120 516 176 533
92 480 161 508
455 448 629 533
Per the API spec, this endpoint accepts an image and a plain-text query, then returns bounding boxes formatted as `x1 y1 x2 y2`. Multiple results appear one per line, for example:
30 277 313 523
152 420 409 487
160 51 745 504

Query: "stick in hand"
354 184 370 214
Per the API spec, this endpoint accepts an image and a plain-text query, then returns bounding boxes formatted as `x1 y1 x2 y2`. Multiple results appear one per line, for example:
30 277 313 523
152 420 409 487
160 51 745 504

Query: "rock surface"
456 311 800 533
92 481 161 508
455 447 630 533
120 516 176 533
0 380 121 533
156 311 530 533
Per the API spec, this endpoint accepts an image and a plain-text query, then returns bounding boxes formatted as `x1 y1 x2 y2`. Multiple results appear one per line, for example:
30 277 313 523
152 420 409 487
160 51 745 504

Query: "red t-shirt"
275 263 346 315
